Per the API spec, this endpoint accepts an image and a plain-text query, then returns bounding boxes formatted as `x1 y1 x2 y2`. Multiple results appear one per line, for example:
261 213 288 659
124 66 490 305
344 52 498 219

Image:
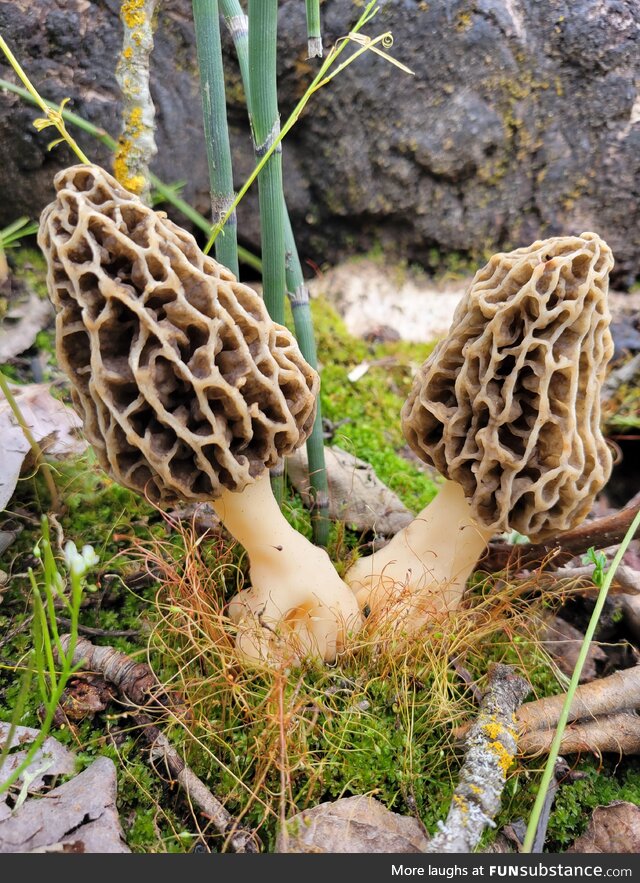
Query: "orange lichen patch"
488 739 514 776
128 106 143 130
468 784 482 796
482 718 503 741
123 46 133 59
122 0 146 29
114 107 147 194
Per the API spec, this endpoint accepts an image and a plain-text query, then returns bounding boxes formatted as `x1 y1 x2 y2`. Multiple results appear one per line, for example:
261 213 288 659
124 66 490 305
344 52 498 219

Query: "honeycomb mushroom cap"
402 233 614 542
38 164 319 504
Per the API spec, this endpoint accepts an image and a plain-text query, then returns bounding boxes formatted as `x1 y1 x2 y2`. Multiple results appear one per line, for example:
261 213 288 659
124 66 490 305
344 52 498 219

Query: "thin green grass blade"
521 508 640 853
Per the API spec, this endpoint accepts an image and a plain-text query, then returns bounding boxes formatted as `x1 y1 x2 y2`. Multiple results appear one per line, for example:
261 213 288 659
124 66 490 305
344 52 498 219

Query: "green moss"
546 761 640 849
310 297 439 513
9 248 49 299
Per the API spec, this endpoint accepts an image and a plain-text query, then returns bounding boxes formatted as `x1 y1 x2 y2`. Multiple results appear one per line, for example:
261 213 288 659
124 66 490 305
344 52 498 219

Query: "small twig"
58 635 258 852
130 711 259 852
0 614 34 650
530 758 569 853
423 664 530 853
484 502 640 573
55 618 140 639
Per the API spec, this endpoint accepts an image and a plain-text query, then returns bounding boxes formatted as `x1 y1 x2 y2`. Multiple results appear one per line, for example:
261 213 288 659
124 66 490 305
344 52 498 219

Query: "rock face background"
1 0 640 284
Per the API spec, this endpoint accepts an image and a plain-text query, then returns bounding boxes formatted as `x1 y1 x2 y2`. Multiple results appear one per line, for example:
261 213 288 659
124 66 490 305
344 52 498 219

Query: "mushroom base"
345 481 493 633
213 473 363 664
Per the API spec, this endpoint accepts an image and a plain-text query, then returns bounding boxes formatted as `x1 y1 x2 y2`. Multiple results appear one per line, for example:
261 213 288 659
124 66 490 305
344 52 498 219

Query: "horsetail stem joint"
253 119 283 156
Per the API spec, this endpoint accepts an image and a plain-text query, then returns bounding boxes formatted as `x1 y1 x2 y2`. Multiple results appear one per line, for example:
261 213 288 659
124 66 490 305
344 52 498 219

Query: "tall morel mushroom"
38 164 361 663
346 233 615 630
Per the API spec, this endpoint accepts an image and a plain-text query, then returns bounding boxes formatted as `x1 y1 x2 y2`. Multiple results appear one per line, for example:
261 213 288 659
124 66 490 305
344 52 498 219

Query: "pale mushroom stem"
212 472 362 662
345 481 494 630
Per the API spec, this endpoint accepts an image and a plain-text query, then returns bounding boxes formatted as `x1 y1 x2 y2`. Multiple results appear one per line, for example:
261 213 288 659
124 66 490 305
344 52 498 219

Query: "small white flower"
80 545 99 569
63 540 79 571
64 540 98 577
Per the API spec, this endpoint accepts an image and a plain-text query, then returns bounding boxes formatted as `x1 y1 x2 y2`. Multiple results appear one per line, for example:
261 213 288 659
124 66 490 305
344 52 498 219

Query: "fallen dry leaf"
0 382 86 510
0 722 77 823
567 801 640 854
276 795 430 853
0 291 53 362
287 445 413 537
0 754 129 853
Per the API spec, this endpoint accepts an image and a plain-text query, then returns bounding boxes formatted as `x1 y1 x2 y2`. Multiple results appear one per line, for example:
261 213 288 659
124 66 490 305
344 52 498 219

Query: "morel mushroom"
346 233 614 629
38 164 361 662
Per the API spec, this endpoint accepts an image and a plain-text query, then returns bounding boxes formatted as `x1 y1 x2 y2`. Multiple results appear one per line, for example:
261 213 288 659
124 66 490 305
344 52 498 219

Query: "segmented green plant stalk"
284 213 329 543
246 1 287 503
221 0 329 542
247 0 286 327
192 0 239 278
305 0 323 58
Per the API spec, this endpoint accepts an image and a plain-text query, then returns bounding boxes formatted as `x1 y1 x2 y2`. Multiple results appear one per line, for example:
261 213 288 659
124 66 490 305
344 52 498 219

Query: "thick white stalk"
345 481 493 631
212 473 362 663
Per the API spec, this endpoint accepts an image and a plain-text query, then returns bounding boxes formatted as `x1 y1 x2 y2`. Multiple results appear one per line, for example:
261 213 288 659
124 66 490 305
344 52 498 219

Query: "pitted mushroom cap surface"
402 233 614 542
38 164 318 504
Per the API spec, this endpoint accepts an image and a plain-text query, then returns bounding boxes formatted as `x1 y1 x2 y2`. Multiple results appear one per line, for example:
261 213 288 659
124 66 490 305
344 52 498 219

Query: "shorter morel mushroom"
346 233 615 630
38 164 361 663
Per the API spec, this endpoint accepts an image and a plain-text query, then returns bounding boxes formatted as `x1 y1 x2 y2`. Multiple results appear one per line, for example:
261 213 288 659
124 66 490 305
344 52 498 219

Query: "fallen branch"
517 665 640 733
519 711 640 756
114 0 157 201
59 635 159 706
483 502 640 573
129 710 259 851
58 635 258 853
424 664 530 854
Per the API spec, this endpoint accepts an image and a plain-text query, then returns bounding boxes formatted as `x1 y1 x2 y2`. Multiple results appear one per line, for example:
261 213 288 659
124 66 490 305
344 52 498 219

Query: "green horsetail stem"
247 0 288 504
284 212 330 544
247 0 286 327
192 0 239 278
221 0 329 543
305 0 323 58
0 79 262 273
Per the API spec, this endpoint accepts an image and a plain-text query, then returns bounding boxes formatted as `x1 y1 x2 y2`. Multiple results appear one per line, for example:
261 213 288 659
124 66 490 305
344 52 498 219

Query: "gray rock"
2 0 640 284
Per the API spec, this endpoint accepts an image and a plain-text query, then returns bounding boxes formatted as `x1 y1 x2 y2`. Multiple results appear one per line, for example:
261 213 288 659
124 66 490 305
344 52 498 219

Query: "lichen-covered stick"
347 234 615 632
38 164 361 664
424 664 530 854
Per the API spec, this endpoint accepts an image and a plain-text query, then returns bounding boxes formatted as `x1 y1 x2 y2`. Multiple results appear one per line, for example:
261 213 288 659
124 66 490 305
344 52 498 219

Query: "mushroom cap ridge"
401 232 614 542
38 164 319 504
